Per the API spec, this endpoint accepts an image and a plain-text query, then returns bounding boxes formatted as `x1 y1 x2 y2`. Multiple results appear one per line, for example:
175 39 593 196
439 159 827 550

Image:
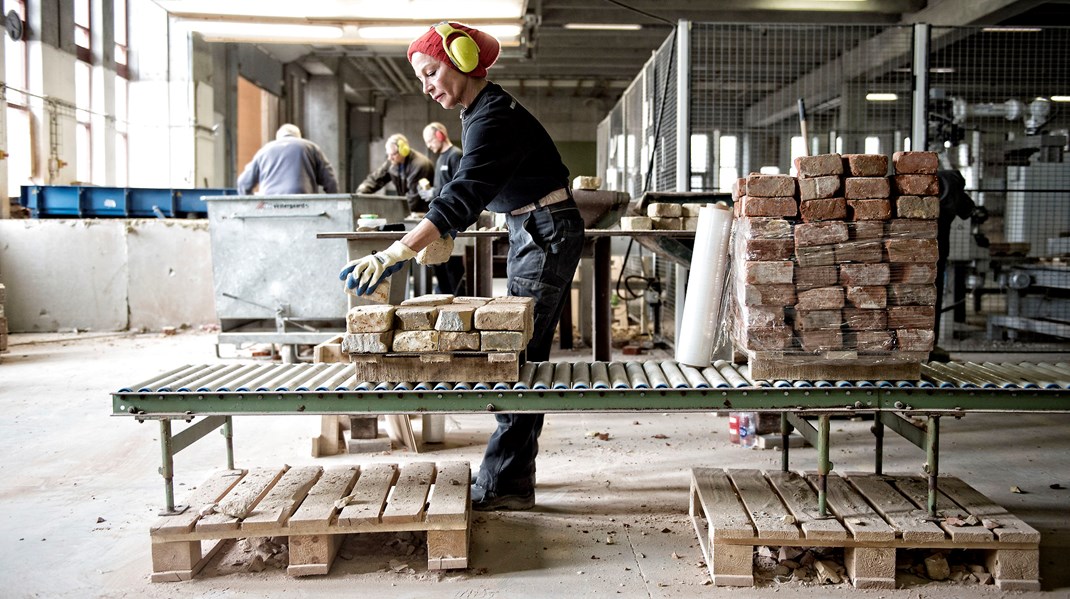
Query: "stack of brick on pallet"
731 152 940 379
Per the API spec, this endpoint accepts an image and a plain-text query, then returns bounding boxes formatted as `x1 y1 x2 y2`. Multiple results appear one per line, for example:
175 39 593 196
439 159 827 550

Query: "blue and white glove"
339 241 417 294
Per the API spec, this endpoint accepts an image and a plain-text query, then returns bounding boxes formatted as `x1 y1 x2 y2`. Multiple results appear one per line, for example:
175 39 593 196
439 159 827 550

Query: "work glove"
418 188 434 201
339 241 417 294
416 230 459 266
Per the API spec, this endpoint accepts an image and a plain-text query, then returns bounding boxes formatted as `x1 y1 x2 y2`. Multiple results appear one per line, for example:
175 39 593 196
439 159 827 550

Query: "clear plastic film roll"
676 203 734 367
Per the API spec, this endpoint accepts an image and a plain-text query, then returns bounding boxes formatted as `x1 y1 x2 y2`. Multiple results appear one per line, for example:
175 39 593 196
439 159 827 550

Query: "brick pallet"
690 468 1040 590
150 461 470 582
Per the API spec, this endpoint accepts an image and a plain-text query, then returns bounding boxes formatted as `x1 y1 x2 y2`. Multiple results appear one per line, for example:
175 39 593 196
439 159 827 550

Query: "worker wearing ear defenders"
355 132 436 215
341 22 584 513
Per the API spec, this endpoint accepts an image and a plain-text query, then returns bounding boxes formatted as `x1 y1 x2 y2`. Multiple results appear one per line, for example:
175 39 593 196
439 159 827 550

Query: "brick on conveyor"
435 304 475 331
889 263 938 284
481 330 526 352
797 175 842 201
794 309 842 331
651 216 682 230
342 332 394 354
846 199 892 221
739 217 792 239
886 219 937 239
739 305 786 328
849 221 886 240
742 238 794 261
844 177 891 200
620 216 652 230
452 296 492 307
796 286 845 311
842 154 889 177
884 238 939 263
834 240 883 264
392 330 440 352
744 284 797 306
745 326 793 350
683 217 700 231
800 197 846 222
896 328 935 351
395 306 439 331
795 265 839 291
346 304 396 333
845 286 887 309
793 153 843 178
843 308 888 331
846 330 894 351
795 245 836 267
647 202 682 218
400 294 456 306
474 302 530 331
740 196 798 217
746 173 797 197
681 203 706 217
887 306 935 329
799 329 844 352
439 331 481 352
744 261 794 285
839 263 891 286
895 196 940 219
888 284 938 306
892 151 938 174
795 221 849 247
893 174 939 196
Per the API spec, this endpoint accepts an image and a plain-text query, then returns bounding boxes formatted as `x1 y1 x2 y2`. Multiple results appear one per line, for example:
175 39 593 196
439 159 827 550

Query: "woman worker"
339 22 584 511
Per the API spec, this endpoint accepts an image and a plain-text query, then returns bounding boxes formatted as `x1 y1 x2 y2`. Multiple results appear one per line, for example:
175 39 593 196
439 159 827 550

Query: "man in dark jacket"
356 133 436 216
422 121 465 294
236 124 338 195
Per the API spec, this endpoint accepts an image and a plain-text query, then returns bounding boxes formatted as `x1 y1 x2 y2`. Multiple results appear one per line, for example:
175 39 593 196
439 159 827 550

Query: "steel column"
817 414 832 517
780 412 792 472
872 416 885 475
926 415 941 516
223 416 235 470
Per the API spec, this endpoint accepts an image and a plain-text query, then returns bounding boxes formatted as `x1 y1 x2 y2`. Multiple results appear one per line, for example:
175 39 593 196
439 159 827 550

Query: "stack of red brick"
731 152 940 366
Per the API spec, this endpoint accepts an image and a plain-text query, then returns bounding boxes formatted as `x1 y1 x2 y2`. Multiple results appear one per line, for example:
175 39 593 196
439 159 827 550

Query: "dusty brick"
452 296 492 306
796 286 845 310
474 302 530 331
740 218 792 239
345 278 391 304
745 326 793 350
740 306 785 328
886 219 937 239
795 266 839 291
843 308 888 330
795 309 842 331
892 151 938 174
799 330 843 352
834 240 884 264
894 174 939 196
840 263 891 286
847 199 892 221
897 328 935 351
845 286 887 309
795 245 836 267
744 284 797 306
435 304 476 331
647 202 682 217
842 154 889 177
741 196 798 217
682 203 706 217
732 177 747 200
844 177 891 200
846 330 894 351
795 221 849 247
895 196 939 219
683 217 700 231
481 330 526 351
439 331 481 351
492 296 536 306
392 330 440 352
884 239 938 263
651 216 682 230
800 197 847 222
797 175 842 200
890 263 938 284
400 294 455 306
888 306 935 329
620 216 653 230
746 174 796 197
342 331 394 354
745 261 794 284
794 153 843 178
395 306 439 331
416 234 454 265
849 221 886 240
743 238 794 261
346 304 396 333
888 284 937 306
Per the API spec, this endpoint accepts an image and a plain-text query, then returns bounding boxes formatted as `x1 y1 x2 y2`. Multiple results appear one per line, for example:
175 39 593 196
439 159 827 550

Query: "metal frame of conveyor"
112 360 1070 516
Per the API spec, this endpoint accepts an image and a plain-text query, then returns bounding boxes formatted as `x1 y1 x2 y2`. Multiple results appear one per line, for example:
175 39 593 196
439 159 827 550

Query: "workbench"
112 359 1070 519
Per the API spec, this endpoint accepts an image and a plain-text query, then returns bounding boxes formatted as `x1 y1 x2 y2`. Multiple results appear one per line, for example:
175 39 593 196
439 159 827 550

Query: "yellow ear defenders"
391 135 411 158
434 22 479 73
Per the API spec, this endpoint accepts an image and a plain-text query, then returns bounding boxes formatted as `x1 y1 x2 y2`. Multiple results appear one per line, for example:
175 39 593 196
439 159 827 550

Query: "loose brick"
453 296 492 306
844 177 891 200
741 196 798 217
795 309 842 331
395 306 439 331
847 199 892 221
894 174 939 196
843 308 888 331
481 330 526 351
800 197 847 222
651 216 682 230
895 195 939 219
842 153 888 177
744 284 797 306
849 221 886 240
474 303 529 331
886 219 937 239
345 278 391 304
416 234 454 265
492 296 536 306
745 261 794 285
795 266 839 291
795 221 849 247
746 174 796 197
890 263 938 284
897 328 935 351
683 217 700 231
834 240 883 264
439 331 481 351
743 238 794 261
400 294 455 306
840 263 891 286
888 284 937 306
796 286 845 310
740 218 792 239
346 304 396 333
888 306 935 329
392 330 440 352
732 177 747 200
682 203 706 217
846 330 893 351
647 202 682 217
794 153 843 178
620 216 653 230
740 306 785 328
799 330 843 352
746 326 793 350
884 239 938 263
845 286 887 309
892 151 938 174
342 331 394 354
795 245 836 267
435 304 476 331
797 175 842 200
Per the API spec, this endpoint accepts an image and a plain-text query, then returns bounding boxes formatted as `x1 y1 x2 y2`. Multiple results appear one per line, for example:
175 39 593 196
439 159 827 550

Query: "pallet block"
689 468 1040 590
746 350 924 381
149 461 471 581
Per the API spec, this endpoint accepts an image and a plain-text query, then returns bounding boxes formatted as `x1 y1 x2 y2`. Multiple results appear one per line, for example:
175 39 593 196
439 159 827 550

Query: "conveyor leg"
925 415 940 516
780 413 792 472
817 414 831 517
223 416 235 470
872 414 885 475
158 419 185 515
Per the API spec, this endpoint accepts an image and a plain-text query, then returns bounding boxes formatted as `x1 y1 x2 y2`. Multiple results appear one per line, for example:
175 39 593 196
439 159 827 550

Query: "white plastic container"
357 213 387 229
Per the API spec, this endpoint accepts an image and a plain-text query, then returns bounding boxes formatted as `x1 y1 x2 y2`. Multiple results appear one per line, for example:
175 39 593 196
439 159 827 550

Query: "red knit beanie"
407 22 500 78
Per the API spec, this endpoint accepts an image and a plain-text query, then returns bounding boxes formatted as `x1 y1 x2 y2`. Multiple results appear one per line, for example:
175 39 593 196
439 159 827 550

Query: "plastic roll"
675 203 733 367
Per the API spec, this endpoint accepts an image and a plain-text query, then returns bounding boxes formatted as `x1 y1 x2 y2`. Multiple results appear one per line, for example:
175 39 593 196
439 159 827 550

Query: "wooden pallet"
350 351 522 383
149 461 470 582
689 468 1040 590
746 350 925 381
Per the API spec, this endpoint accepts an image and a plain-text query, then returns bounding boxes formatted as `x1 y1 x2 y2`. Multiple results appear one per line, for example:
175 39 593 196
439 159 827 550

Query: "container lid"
359 213 380 219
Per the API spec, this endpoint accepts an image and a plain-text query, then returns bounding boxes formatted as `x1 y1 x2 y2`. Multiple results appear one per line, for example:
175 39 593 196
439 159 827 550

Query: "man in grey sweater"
237 124 339 195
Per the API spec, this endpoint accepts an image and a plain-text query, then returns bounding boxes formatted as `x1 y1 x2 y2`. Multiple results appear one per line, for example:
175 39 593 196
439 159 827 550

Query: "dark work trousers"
474 199 584 496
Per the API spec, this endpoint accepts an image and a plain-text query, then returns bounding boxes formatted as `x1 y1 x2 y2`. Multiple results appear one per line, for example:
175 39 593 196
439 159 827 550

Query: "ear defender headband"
434 22 480 73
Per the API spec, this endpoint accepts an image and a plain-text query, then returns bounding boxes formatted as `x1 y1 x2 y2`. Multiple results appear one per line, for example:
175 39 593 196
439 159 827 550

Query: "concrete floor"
1 330 1068 598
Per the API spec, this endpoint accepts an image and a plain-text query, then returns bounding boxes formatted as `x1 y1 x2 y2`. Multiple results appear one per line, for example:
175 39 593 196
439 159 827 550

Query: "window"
690 133 707 191
75 0 91 62
788 136 806 177
717 135 738 193
114 0 128 78
865 136 881 154
76 61 92 183
115 77 129 186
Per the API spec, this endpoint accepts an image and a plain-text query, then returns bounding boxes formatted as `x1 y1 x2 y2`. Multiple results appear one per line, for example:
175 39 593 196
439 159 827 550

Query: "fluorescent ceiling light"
182 21 344 40
866 93 898 102
1052 96 1070 102
929 67 955 74
982 27 1043 33
563 23 642 31
155 0 524 20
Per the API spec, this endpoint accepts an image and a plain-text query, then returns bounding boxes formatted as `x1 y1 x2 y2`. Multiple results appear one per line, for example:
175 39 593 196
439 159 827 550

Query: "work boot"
471 483 535 512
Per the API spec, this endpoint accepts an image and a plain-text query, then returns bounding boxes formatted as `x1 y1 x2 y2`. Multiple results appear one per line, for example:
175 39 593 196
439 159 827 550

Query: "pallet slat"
196 467 287 533
426 461 470 527
805 473 896 542
288 466 360 532
765 470 848 541
845 473 946 543
892 475 995 543
728 469 801 540
691 468 755 540
337 463 399 528
151 470 246 536
935 476 1040 544
382 462 435 524
242 466 323 533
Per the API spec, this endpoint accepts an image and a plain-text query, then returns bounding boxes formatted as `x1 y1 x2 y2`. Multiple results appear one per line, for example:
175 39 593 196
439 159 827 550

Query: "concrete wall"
0 220 215 332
